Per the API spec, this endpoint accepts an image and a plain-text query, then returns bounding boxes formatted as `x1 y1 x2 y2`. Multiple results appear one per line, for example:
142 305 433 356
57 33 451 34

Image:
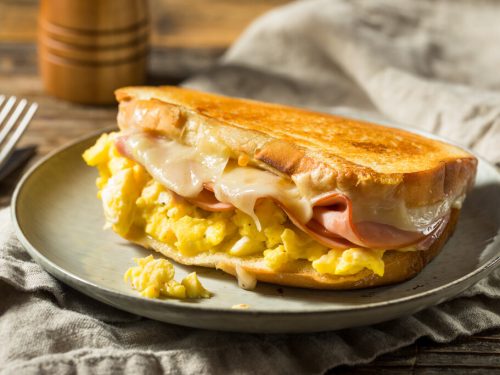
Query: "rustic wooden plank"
334 365 500 375
0 0 38 42
413 368 500 375
416 352 500 367
0 76 115 150
465 329 500 340
362 344 417 367
0 42 223 81
331 331 500 373
0 43 38 75
334 366 500 375
0 0 291 48
416 331 500 355
150 0 291 48
419 339 500 354
336 365 498 374
333 366 413 374
343 368 500 375
365 333 500 368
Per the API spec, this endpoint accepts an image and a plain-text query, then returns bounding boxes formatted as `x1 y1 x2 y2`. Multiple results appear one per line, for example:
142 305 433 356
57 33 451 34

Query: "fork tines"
0 95 38 169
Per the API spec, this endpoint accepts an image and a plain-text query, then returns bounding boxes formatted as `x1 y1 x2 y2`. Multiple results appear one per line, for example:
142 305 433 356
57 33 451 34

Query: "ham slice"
292 194 447 250
179 189 447 250
184 186 234 212
115 136 130 159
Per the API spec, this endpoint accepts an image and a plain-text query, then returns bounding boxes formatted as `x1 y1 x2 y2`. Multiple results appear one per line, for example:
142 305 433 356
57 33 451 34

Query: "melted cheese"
346 192 465 232
214 164 312 229
125 133 227 198
235 265 257 290
294 174 465 233
122 133 313 229
122 132 459 234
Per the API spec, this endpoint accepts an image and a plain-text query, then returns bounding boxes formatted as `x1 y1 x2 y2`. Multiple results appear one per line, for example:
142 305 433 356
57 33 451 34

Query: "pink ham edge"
309 194 427 249
184 187 234 212
179 191 445 251
115 136 130 159
114 136 448 251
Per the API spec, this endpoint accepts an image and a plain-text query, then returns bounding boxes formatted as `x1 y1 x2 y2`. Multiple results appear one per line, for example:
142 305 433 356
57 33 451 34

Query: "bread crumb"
237 154 249 166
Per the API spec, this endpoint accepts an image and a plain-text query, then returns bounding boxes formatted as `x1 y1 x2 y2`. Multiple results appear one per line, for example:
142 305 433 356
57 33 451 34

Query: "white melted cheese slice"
126 134 220 197
122 133 313 228
214 165 313 228
122 132 460 234
345 192 464 232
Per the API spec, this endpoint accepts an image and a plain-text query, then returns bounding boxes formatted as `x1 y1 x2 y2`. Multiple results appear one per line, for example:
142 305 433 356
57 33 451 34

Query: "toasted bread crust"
115 86 477 208
128 208 459 290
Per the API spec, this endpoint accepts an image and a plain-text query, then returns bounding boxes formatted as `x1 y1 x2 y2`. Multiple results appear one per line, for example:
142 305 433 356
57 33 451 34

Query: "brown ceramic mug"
38 0 149 105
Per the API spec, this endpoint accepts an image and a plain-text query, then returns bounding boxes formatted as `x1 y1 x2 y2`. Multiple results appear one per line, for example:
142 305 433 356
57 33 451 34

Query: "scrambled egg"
124 255 211 299
83 133 387 289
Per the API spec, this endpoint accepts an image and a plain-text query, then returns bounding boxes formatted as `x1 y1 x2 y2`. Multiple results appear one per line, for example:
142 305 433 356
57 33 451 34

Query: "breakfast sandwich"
83 86 477 290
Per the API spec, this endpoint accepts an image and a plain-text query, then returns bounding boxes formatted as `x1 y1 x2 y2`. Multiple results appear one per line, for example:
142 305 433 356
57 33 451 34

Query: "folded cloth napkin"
2 0 500 374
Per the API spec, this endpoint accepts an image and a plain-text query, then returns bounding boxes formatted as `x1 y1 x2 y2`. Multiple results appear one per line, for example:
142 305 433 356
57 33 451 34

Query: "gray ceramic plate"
12 129 500 333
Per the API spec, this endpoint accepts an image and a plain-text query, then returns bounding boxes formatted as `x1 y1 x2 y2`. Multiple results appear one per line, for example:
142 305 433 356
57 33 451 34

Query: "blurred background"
0 0 290 82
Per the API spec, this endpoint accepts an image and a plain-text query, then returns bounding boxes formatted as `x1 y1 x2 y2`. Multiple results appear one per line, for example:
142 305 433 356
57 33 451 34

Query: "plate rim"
11 126 500 317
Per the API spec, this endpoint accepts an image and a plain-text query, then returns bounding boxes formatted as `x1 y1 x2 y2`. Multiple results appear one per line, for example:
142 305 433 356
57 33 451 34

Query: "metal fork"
0 95 38 172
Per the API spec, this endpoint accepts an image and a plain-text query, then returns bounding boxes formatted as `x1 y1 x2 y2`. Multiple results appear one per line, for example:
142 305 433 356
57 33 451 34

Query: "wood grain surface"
0 0 290 48
0 1 499 373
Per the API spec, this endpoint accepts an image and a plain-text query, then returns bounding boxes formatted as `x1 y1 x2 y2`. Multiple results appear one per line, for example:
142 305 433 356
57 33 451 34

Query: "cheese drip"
125 132 227 198
121 133 314 229
214 164 312 229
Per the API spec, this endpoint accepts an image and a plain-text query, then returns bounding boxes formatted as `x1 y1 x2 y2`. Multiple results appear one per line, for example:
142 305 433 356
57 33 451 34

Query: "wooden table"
0 1 499 373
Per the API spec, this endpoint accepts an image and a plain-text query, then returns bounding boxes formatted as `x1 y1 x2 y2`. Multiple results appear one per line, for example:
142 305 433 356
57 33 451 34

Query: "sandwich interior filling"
83 131 455 278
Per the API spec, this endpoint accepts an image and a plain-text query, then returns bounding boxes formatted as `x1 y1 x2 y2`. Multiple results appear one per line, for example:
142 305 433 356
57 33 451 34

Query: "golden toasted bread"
115 86 477 208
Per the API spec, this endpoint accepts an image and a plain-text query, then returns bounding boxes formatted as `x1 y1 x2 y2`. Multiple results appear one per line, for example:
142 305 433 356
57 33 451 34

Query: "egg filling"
124 255 211 299
83 132 387 278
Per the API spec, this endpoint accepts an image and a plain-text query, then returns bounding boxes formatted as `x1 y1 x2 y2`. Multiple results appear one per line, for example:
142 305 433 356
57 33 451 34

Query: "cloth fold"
2 0 500 373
